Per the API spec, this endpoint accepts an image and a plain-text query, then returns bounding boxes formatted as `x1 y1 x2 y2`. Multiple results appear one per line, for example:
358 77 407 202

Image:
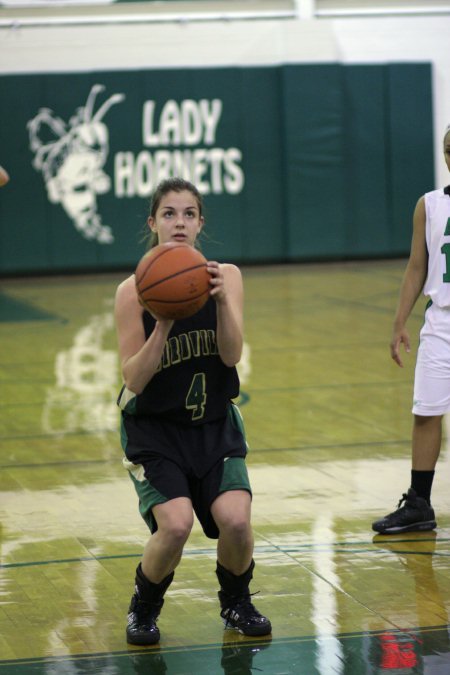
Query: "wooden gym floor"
1 259 450 674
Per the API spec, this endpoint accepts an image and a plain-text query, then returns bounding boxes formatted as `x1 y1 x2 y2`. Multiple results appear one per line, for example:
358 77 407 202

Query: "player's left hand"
207 261 226 302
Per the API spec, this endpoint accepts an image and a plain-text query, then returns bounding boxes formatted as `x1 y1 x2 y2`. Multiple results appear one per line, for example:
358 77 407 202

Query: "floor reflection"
7 627 450 674
371 533 450 674
42 310 118 439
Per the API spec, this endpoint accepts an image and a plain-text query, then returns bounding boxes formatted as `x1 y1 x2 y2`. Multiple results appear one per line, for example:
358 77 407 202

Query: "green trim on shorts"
128 467 166 531
229 402 250 452
120 414 128 452
419 299 433 341
219 457 251 495
121 416 165 530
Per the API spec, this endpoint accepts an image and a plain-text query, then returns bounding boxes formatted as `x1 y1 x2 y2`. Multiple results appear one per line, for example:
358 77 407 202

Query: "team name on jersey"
155 329 218 372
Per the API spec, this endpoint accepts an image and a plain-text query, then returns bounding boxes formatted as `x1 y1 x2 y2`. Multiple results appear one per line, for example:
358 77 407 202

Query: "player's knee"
161 516 193 545
154 499 194 545
166 518 194 544
217 512 251 539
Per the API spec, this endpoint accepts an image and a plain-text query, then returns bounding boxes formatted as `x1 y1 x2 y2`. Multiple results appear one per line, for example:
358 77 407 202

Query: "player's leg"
210 465 271 637
372 417 442 535
142 496 194 581
212 488 253 575
127 497 194 645
409 308 449 501
124 449 194 645
412 414 442 471
372 311 449 534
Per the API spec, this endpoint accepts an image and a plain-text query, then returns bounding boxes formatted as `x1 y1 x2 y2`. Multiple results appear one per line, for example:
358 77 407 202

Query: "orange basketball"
135 242 211 320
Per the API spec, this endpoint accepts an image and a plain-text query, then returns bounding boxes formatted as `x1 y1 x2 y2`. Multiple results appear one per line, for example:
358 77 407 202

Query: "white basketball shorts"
413 303 450 415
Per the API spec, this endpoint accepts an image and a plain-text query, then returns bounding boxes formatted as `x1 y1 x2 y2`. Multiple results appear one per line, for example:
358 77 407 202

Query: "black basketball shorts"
121 404 251 539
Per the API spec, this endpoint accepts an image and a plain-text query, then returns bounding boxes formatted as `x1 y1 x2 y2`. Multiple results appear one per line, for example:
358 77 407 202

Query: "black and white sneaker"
219 593 272 637
372 488 436 535
126 594 164 645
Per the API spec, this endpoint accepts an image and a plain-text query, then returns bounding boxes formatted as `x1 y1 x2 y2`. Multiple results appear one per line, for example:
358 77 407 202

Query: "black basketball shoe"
372 488 436 534
126 593 164 645
126 565 174 646
219 592 272 637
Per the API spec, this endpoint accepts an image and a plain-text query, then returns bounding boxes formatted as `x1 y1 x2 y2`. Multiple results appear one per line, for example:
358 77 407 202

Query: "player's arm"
115 276 173 394
390 196 428 367
207 262 244 367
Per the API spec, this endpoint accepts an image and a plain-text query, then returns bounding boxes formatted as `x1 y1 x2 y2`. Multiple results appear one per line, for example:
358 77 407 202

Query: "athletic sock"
216 559 254 600
410 469 435 505
135 563 174 602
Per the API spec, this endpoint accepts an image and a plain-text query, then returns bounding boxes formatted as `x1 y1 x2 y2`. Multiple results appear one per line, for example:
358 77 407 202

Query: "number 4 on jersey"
186 373 207 421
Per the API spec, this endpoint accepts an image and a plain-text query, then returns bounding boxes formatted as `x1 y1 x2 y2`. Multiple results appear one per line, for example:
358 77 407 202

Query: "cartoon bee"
28 84 125 244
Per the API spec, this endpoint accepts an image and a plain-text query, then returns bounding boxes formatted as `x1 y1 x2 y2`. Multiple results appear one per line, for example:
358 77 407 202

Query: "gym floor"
1 259 450 674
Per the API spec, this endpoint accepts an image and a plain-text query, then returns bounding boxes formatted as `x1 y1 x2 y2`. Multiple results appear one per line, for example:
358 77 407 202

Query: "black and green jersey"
117 297 240 425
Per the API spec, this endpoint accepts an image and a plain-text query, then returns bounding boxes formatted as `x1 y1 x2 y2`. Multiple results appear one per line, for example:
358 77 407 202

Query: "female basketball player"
115 177 271 645
372 124 450 535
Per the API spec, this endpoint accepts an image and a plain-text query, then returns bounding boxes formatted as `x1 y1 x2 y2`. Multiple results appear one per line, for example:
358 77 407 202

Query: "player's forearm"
215 301 243 367
122 322 172 394
394 265 426 329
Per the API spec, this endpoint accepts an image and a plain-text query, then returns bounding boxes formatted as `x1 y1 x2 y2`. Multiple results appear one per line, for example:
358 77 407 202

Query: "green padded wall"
0 63 433 274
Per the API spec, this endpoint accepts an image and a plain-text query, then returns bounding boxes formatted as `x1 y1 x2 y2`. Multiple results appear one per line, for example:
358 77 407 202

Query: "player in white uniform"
372 124 450 534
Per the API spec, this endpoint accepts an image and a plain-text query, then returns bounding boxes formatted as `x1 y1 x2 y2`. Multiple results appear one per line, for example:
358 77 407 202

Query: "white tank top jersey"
423 187 450 308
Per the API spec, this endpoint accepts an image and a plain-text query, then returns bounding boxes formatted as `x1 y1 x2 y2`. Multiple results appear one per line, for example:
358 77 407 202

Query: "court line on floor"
2 538 449 569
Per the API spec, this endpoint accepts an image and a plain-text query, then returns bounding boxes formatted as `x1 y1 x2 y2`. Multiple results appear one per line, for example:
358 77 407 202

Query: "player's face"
444 132 450 172
148 190 204 246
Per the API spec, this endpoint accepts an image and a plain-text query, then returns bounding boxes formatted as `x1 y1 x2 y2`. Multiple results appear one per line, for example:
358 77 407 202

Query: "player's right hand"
390 329 410 368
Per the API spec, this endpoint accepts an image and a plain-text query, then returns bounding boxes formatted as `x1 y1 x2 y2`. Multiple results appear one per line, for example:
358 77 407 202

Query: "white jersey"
423 186 450 307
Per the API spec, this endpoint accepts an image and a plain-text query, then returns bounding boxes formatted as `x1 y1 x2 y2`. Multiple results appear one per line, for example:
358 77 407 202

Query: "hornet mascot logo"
28 84 125 244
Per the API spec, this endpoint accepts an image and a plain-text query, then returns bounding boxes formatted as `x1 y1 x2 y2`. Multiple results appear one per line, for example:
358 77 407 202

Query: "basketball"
135 242 211 320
